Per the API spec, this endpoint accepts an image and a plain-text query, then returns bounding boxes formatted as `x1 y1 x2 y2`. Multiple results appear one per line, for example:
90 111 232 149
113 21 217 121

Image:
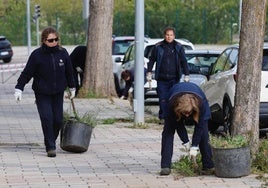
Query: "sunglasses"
46 38 59 43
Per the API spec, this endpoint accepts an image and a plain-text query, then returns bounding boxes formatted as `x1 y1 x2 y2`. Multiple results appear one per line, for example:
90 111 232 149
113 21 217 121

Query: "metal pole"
36 18 39 46
83 0 89 44
134 0 144 124
26 0 31 55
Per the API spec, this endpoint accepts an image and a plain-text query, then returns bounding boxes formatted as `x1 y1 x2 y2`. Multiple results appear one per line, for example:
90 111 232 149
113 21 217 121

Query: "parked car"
0 36 13 63
112 36 135 95
202 44 268 135
144 49 221 104
115 38 195 97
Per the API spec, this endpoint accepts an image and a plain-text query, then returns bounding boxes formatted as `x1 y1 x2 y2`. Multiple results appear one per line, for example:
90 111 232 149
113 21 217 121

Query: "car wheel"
222 100 233 135
3 58 11 63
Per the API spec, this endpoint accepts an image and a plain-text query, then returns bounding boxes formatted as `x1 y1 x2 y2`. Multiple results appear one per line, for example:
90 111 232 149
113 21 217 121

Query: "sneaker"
160 168 171 176
47 150 56 157
201 168 215 175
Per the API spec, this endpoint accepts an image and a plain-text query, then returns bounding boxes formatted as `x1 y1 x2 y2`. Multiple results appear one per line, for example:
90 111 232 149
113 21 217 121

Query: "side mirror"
115 57 122 63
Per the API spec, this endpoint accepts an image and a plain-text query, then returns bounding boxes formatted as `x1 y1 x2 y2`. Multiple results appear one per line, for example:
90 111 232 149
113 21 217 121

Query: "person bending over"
160 82 214 176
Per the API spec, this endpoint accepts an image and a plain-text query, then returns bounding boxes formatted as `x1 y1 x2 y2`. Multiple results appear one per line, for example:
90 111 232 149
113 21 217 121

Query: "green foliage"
0 0 244 45
252 139 268 173
77 88 104 98
102 118 116 124
78 112 98 127
128 122 149 129
114 0 240 44
210 134 248 149
145 117 161 124
172 154 202 176
63 111 97 128
102 117 137 125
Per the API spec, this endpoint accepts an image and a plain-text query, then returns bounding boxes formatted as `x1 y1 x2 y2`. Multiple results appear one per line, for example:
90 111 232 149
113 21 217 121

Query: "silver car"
202 44 268 136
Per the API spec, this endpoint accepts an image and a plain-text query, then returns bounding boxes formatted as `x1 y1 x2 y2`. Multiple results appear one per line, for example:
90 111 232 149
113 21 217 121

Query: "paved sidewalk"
0 83 264 188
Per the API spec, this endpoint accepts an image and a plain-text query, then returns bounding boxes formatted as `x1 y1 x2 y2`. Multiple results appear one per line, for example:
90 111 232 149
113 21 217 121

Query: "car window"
186 53 220 75
262 49 268 71
223 48 238 71
186 54 219 66
122 45 134 63
183 45 193 50
112 40 134 55
144 45 154 58
211 48 232 74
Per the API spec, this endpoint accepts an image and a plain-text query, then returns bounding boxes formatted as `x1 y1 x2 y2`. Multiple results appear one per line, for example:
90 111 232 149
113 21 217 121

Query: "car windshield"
262 49 268 71
186 53 219 75
112 40 134 55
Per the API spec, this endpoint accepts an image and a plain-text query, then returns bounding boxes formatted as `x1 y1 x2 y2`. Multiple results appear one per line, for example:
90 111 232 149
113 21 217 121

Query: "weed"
76 87 103 98
102 118 116 124
252 139 268 173
63 111 98 128
145 117 161 124
210 134 248 149
172 154 202 176
102 118 133 124
127 122 149 129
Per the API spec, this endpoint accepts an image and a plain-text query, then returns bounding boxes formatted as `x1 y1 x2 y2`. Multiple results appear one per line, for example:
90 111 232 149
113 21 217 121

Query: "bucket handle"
67 88 78 118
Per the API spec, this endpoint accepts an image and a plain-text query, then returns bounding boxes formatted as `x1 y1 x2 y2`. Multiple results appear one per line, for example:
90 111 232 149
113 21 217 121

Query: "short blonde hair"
173 93 200 123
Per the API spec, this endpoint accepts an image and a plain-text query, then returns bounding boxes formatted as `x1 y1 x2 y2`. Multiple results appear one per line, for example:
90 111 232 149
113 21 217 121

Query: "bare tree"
232 0 267 152
82 0 116 97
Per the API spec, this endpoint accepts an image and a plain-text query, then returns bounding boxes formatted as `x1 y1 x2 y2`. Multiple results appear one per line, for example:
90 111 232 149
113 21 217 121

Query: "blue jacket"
15 45 75 95
147 40 189 81
168 82 211 146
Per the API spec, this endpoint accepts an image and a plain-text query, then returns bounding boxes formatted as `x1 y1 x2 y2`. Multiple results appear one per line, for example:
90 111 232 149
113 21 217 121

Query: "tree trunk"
232 0 267 153
82 0 116 97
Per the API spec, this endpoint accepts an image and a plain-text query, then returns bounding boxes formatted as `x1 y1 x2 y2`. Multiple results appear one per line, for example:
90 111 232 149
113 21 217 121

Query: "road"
0 44 229 84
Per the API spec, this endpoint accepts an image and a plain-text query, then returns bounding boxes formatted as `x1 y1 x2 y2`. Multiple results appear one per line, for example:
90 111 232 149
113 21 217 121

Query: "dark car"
0 36 13 63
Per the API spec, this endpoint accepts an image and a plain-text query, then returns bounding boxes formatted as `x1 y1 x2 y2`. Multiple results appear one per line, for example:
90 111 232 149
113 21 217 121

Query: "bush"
252 139 268 173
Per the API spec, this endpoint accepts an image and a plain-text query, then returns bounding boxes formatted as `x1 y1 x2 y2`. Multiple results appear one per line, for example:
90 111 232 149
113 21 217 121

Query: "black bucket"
212 146 250 178
60 119 93 153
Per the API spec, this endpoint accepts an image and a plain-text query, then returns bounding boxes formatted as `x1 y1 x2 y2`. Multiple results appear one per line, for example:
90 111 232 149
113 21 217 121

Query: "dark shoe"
160 168 171 176
201 168 215 175
47 150 56 157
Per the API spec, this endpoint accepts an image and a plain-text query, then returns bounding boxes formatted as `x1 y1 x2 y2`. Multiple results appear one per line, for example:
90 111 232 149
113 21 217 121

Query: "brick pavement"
0 46 264 187
0 83 264 188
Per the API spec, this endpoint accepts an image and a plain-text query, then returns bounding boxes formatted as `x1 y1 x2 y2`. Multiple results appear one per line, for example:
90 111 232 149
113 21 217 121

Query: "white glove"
146 72 152 82
189 146 199 157
76 67 83 73
182 142 190 151
184 75 190 82
69 88 76 99
129 87 134 93
14 89 22 102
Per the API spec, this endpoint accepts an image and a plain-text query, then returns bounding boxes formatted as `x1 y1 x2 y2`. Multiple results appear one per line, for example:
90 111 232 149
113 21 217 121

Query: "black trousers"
161 119 214 170
35 92 64 152
157 79 177 119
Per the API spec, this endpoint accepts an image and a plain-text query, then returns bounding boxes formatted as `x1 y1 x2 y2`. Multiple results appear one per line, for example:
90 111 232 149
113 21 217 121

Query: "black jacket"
147 40 189 81
70 45 87 71
15 45 75 95
168 82 211 146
